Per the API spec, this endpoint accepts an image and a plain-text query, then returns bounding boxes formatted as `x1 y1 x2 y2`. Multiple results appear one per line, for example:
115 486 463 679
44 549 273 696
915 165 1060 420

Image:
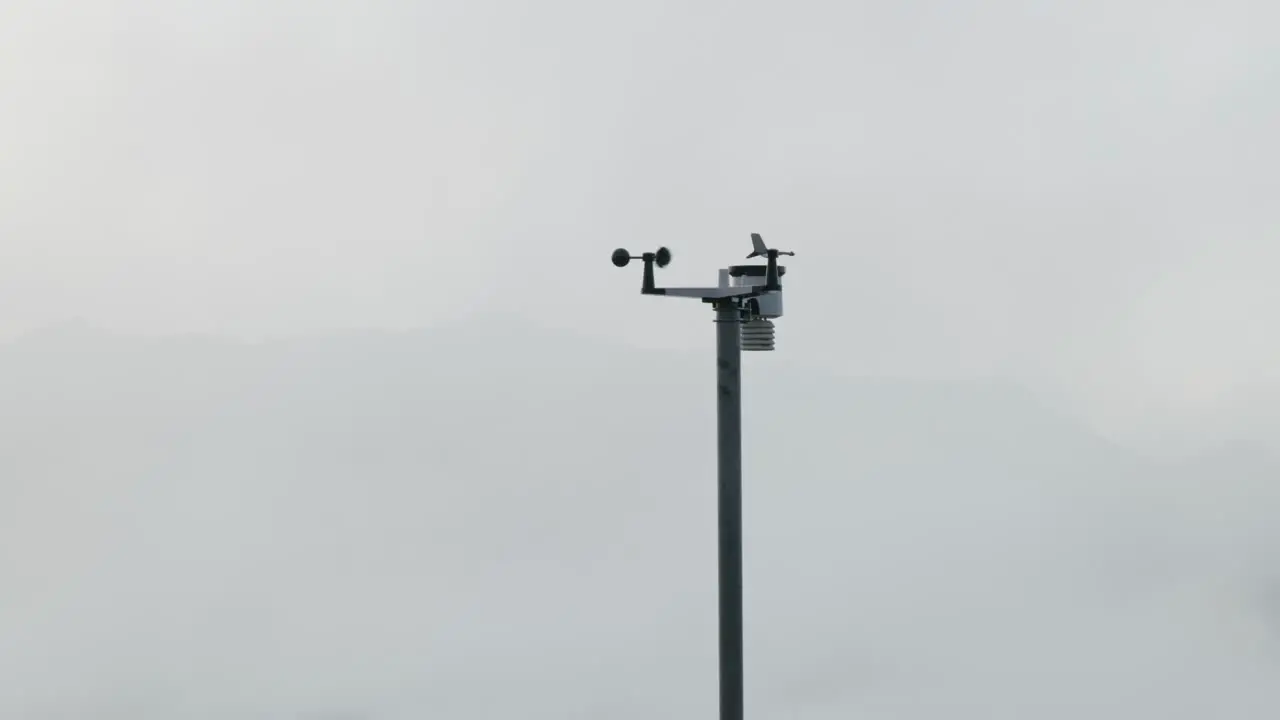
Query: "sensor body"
728 265 784 319
727 265 785 351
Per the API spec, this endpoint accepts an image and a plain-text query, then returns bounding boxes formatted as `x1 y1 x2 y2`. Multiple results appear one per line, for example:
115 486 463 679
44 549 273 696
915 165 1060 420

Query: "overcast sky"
3 2 1280 717
3 320 1280 718
2 2 1277 433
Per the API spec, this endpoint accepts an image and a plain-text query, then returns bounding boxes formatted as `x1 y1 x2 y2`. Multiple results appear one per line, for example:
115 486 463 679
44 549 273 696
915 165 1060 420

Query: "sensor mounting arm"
611 245 777 302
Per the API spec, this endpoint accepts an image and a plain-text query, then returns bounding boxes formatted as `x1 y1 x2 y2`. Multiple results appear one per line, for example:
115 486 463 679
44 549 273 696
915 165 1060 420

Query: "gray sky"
3 1 1277 450
2 3 1280 715
2 325 1280 718
3 2 1277 396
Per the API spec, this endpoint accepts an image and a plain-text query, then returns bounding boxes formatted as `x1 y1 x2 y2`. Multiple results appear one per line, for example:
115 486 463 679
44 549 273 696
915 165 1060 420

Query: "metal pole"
715 300 744 720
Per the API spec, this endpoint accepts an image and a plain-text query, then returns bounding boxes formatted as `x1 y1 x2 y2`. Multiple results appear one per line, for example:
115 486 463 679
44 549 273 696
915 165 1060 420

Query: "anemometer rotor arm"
611 246 678 295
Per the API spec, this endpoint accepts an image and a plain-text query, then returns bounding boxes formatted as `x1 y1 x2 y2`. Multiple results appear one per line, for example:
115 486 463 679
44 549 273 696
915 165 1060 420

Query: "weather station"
611 233 794 720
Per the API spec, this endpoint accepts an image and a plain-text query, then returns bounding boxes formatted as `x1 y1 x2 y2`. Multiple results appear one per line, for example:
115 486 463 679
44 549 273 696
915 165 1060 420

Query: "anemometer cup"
610 247 672 268
613 247 672 294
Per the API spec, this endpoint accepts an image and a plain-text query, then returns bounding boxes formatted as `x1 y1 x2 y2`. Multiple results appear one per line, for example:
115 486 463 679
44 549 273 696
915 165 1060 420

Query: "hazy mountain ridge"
2 320 1279 718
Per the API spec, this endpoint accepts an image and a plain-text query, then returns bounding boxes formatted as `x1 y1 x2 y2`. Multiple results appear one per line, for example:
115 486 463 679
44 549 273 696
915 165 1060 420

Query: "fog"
2 0 1278 717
